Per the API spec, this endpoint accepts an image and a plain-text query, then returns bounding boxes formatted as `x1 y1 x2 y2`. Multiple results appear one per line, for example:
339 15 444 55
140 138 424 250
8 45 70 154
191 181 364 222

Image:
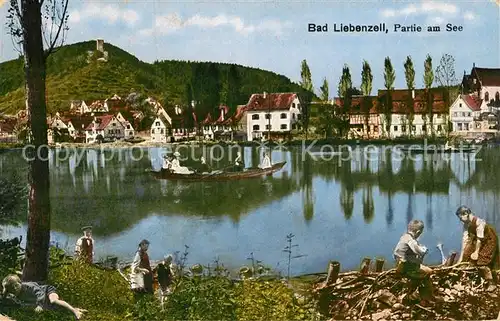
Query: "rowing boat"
150 161 286 181
397 146 477 154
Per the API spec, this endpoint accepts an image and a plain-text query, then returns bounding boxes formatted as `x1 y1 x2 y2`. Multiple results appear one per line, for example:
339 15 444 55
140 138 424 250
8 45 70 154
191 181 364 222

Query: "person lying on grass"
1 274 87 320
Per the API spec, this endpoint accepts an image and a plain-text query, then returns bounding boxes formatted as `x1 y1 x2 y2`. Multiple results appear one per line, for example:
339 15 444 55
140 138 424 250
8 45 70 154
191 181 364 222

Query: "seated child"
1 274 86 320
393 220 441 303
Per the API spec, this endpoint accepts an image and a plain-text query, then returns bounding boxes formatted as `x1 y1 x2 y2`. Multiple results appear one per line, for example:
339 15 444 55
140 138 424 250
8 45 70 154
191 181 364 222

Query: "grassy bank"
0 247 321 321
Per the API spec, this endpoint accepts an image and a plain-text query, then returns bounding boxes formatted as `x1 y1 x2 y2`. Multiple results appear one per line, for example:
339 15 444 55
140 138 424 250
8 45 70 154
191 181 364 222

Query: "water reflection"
1 146 499 274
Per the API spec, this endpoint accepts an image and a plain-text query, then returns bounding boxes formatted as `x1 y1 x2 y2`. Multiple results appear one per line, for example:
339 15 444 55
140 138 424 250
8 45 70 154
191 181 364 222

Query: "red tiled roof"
334 96 379 114
246 93 298 111
377 88 445 102
202 113 213 125
461 94 482 111
85 115 114 131
223 105 247 125
473 67 500 86
67 116 94 131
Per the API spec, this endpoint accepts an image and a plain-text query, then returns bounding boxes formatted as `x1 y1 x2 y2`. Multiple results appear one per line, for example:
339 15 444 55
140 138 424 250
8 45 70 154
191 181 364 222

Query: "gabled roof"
459 94 482 111
85 115 115 131
334 96 379 114
246 93 299 111
472 67 500 87
202 113 213 125
222 105 247 125
67 116 94 130
377 88 445 102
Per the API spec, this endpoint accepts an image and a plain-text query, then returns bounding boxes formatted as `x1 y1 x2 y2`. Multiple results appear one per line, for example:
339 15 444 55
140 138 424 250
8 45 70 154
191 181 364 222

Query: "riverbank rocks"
314 265 500 320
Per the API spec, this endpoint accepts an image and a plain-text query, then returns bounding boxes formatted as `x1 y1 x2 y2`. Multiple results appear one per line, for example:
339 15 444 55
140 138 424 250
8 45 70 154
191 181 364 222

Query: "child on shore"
393 220 441 303
1 274 86 320
455 206 499 291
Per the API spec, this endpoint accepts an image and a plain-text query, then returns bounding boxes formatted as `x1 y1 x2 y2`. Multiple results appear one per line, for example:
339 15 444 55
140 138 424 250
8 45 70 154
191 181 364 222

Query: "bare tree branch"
44 0 69 60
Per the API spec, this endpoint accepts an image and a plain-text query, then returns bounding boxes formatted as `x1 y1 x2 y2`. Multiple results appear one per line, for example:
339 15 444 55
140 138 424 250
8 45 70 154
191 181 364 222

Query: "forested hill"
0 40 305 115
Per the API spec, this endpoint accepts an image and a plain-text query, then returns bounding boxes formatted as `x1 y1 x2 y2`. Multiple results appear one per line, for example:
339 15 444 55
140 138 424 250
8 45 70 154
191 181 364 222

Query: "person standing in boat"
259 152 271 169
234 151 244 171
74 226 94 264
171 152 194 174
130 239 154 298
454 206 499 292
198 156 211 173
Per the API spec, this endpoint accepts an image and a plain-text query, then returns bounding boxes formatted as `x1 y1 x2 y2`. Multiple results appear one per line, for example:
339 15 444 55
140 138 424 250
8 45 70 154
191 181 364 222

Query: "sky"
0 0 499 98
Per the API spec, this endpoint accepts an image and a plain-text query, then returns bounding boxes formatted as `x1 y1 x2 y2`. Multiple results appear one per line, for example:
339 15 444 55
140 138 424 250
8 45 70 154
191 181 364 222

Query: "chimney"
412 89 415 99
473 62 475 68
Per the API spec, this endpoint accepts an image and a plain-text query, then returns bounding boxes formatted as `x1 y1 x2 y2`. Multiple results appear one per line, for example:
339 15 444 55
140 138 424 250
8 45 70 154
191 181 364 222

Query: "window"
393 126 398 132
454 112 458 117
374 126 379 132
253 125 260 131
473 79 477 84
496 92 500 102
468 112 471 117
464 123 469 130
476 123 481 129
436 114 441 119
437 125 442 131
412 125 416 131
292 103 296 108
422 125 427 132
280 113 287 119
458 123 463 130
281 124 287 130
160 129 164 134
402 126 406 132
252 114 259 120
297 114 302 120
485 92 489 102
265 113 271 119
462 112 466 117
113 123 116 126
127 125 130 129
459 103 462 107
155 121 160 126
266 125 271 130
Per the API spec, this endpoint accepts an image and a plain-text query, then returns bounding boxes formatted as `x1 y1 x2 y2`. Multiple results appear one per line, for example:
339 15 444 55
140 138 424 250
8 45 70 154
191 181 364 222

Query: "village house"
334 96 380 139
377 89 448 138
69 100 91 114
87 100 108 113
116 112 135 139
66 116 94 142
168 105 197 141
222 105 248 141
245 92 302 142
85 114 125 143
449 94 498 137
150 115 170 143
0 117 17 140
462 64 500 109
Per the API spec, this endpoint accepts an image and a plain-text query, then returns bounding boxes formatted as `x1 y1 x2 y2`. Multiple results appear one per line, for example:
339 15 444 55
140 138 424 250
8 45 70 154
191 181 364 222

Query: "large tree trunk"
21 0 51 282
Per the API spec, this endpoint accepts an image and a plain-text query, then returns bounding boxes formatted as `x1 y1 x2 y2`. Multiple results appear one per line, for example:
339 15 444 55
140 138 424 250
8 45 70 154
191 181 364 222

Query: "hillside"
0 40 305 115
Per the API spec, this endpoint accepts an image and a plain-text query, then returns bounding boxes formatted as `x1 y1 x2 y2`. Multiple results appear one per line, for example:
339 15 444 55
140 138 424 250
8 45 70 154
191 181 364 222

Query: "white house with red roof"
449 94 498 136
85 114 125 143
245 92 301 141
462 65 500 108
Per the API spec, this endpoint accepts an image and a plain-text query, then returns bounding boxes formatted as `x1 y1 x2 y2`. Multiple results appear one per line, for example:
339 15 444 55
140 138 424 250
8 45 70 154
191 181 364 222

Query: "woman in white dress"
170 152 194 174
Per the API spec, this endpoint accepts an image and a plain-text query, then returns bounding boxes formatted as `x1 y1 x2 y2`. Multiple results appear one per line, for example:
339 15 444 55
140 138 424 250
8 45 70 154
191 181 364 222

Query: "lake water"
1 144 499 276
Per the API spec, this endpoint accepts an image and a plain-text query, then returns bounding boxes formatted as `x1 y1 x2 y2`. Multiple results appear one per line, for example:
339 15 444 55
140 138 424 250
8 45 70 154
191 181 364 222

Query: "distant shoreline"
0 137 456 151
